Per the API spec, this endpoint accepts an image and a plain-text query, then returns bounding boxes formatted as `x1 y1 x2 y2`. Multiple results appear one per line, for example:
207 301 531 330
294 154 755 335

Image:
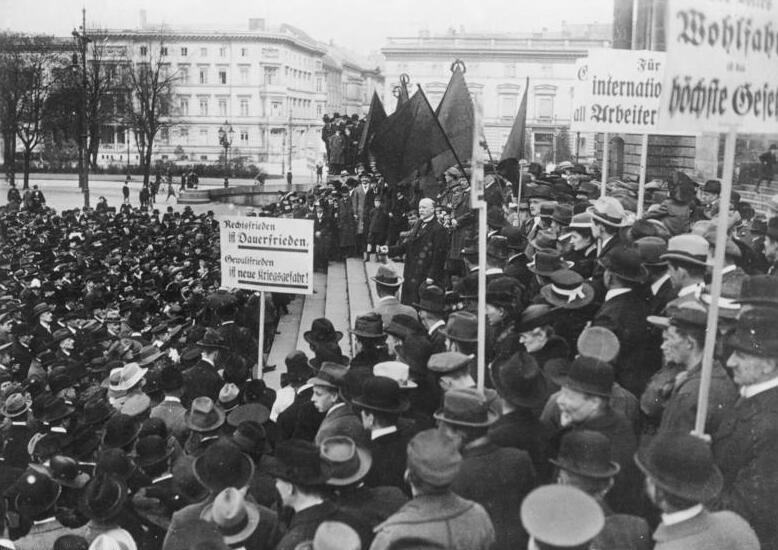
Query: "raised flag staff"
471 95 487 391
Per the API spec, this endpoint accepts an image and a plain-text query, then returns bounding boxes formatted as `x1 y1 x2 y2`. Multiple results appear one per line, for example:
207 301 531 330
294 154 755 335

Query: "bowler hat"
634 236 668 267
196 329 228 350
320 436 372 486
433 387 498 427
135 435 175 468
48 455 91 489
186 397 226 432
521 485 604 548
661 234 709 267
551 204 573 226
736 275 778 306
304 318 343 345
80 474 128 522
492 351 547 408
265 439 330 486
15 467 62 518
102 413 141 449
527 251 571 276
385 314 424 339
486 276 523 309
371 265 403 287
634 431 723 502
232 421 270 456
726 307 778 357
201 487 261 546
577 327 620 364
406 429 461 487
193 439 255 492
373 361 417 389
599 246 649 283
308 362 349 389
588 196 628 227
440 311 478 342
550 430 620 478
349 312 385 339
562 356 614 398
352 375 410 414
540 270 594 309
412 285 446 314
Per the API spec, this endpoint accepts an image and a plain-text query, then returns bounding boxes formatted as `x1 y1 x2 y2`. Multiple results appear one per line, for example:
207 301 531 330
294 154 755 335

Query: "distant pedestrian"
757 144 777 192
286 170 293 186
165 178 176 202
316 159 323 184
122 181 130 203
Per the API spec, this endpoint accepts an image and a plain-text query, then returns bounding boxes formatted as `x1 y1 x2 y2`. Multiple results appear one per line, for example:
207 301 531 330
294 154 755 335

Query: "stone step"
324 262 352 357
345 258 375 352
263 294 305 390
295 271 328 355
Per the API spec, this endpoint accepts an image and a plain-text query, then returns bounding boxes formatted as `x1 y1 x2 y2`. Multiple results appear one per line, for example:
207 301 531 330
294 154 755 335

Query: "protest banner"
220 216 314 376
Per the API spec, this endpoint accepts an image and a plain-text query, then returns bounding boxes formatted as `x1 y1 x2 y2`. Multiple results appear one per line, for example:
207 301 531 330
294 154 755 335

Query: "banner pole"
471 95 487 392
637 133 649 218
693 127 737 437
257 290 266 380
515 168 523 216
601 132 609 197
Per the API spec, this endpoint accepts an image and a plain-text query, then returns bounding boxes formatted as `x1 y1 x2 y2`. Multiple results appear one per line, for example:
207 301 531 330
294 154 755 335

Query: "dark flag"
431 63 474 175
395 74 410 110
358 91 387 157
370 88 449 184
500 78 529 161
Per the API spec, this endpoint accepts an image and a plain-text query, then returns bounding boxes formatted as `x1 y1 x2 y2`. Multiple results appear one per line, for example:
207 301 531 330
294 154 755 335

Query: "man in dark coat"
385 198 448 306
182 330 225 404
437 388 536 550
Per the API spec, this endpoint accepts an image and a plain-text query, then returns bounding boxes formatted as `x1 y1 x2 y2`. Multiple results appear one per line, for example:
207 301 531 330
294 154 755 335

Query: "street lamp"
72 8 91 208
218 121 234 186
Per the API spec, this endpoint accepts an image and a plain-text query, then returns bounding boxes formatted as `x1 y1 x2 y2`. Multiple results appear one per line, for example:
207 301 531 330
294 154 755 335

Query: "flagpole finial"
399 73 410 86
392 86 401 98
451 59 466 73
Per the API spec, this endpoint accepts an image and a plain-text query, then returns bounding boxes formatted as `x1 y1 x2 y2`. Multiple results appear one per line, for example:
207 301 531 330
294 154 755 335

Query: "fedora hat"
440 311 478 342
285 350 313 382
647 300 708 330
492 351 547 409
527 251 572 276
80 474 128 522
726 306 778 357
599 246 649 283
119 393 151 418
660 234 709 267
109 362 148 393
31 302 52 318
500 225 527 251
102 413 141 449
551 204 573 226
412 284 446 314
308 362 349 389
373 361 417 389
16 467 62 518
486 276 523 309
196 329 228 350
385 314 424 340
550 430 620 479
540 270 594 309
232 421 270 456
521 485 604 548
371 265 403 287
320 436 372 486
1 392 29 418
304 318 343 345
218 383 241 412
352 375 410 414
134 435 175 468
588 196 628 227
349 312 385 339
48 455 91 489
200 487 261 546
433 387 498 427
38 395 76 423
136 345 164 366
562 356 614 398
407 429 461 487
634 431 723 502
634 236 668 267
193 439 255 493
265 439 330 487
576 327 620 364
735 275 778 306
529 230 558 253
227 402 270 428
186 397 226 432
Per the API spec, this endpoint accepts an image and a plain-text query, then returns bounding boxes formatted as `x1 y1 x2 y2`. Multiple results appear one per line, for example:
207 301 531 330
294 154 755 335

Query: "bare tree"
122 41 177 187
84 36 124 169
0 33 29 185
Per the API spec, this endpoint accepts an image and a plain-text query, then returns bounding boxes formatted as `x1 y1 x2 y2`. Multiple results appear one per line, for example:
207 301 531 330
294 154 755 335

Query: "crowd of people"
322 113 366 175
0 151 776 550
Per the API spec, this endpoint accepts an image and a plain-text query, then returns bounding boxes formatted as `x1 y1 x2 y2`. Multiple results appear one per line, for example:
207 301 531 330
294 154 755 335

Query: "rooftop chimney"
249 18 265 31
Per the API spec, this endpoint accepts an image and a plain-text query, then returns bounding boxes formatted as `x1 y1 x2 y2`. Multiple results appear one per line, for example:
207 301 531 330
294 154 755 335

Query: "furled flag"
500 78 529 161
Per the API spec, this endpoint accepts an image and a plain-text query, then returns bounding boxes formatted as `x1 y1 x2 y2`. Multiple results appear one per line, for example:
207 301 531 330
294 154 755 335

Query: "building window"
218 70 227 84
315 77 322 92
179 97 189 116
200 155 208 161
200 47 207 57
181 47 188 56
199 67 207 84
499 95 518 119
316 104 322 116
219 47 227 57
160 46 168 56
239 128 249 144
271 101 282 117
178 66 189 84
536 97 554 120
200 128 208 144
240 98 249 116
264 67 276 85
199 98 208 116
180 127 189 144
240 66 249 84
241 47 248 57
139 46 147 56
218 98 227 117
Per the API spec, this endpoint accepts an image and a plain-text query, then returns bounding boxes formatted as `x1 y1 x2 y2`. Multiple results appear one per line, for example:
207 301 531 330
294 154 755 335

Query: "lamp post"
72 8 91 208
218 120 233 187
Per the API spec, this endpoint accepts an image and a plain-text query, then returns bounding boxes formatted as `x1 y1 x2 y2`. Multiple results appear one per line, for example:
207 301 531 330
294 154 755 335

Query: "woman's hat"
193 439 255 493
200 487 261 546
540 269 594 309
320 436 372 486
351 376 410 414
634 431 723 502
304 318 343 345
433 388 498 427
527 251 572 276
550 430 620 479
349 312 385 339
186 397 226 432
492 351 547 409
373 361 417 389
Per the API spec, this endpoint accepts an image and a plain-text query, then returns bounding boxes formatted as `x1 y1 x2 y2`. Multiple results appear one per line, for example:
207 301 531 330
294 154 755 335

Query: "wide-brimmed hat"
373 361 417 389
634 431 723 502
527 251 572 276
38 395 76 423
550 430 620 479
562 357 614 398
227 402 270 428
540 270 594 309
492 351 547 408
193 439 255 493
1 392 29 418
109 362 148 393
588 196 628 227
80 474 128 522
351 375 410 414
660 234 709 267
406 429 461 487
576 327 620 364
196 329 228 350
371 265 403 288
47 455 90 489
647 300 708 330
303 318 343 345
521 485 604 548
134 435 175 468
265 439 330 487
598 246 649 283
308 362 349 389
349 312 385 339
200 487 261 546
726 307 778 357
412 285 446 314
434 388 498 427
186 397 226 432
440 311 477 342
320 436 372 486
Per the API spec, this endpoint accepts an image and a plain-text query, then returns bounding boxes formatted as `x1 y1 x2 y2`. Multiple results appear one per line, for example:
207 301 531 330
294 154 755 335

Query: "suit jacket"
592 289 655 397
149 398 189 443
352 185 370 233
489 408 552 482
712 387 778 549
276 385 324 443
371 296 417 329
388 219 449 305
370 491 495 550
428 326 446 354
450 440 536 550
364 421 416 493
647 277 677 316
653 509 759 550
2 422 34 468
596 507 652 550
334 485 408 531
276 500 370 550
315 403 366 446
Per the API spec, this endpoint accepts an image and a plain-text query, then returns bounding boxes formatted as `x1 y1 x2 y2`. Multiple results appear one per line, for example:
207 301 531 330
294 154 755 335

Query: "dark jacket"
388 218 449 305
276 385 325 443
275 500 370 550
364 420 416 494
181 359 222 404
315 403 366 446
332 485 408 531
489 408 553 482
